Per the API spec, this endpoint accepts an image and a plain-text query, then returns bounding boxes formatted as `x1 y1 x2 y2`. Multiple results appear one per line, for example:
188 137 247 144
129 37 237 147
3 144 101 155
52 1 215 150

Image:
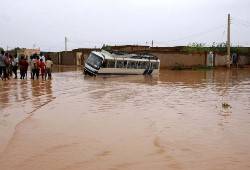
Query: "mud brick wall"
60 51 76 65
150 52 206 68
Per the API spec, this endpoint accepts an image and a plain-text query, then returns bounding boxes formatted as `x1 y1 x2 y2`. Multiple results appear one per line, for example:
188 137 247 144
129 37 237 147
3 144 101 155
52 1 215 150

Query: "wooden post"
58 52 61 65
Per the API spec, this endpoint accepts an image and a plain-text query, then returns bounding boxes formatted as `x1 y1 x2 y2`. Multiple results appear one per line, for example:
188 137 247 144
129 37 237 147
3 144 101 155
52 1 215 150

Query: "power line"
153 25 226 46
232 20 250 28
221 29 226 42
232 17 250 25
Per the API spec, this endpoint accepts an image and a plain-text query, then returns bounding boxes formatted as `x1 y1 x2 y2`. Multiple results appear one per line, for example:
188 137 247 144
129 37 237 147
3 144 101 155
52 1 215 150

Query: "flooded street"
0 67 250 170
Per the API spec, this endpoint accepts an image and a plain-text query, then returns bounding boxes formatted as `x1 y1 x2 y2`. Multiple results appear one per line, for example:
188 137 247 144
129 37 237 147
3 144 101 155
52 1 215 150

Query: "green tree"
101 44 112 51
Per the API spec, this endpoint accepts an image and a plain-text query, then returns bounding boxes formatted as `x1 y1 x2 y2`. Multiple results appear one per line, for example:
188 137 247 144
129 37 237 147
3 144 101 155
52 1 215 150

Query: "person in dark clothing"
232 53 239 68
0 50 7 80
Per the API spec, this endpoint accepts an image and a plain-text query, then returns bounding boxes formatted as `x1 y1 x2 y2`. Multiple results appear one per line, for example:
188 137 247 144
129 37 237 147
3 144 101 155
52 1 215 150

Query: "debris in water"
222 102 231 109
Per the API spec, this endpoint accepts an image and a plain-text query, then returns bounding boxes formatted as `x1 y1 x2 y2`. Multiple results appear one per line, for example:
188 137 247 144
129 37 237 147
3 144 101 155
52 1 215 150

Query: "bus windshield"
86 53 103 69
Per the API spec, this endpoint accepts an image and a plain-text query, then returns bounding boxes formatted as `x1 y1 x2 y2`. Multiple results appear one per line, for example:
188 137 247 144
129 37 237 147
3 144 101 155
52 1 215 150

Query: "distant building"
16 48 40 58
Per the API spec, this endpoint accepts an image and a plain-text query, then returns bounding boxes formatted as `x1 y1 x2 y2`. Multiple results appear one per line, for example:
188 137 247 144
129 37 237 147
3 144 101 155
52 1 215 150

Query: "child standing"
34 56 40 79
39 59 46 80
24 57 29 79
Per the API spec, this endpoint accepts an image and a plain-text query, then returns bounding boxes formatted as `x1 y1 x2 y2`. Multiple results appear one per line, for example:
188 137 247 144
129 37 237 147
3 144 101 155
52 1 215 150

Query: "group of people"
0 50 53 81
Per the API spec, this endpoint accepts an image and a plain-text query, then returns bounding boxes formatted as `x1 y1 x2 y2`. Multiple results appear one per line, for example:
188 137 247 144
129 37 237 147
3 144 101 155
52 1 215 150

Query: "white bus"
84 50 160 76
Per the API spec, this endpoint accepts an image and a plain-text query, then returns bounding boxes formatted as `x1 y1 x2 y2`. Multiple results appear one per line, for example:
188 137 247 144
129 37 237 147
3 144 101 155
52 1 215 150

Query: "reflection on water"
53 65 82 73
0 68 250 170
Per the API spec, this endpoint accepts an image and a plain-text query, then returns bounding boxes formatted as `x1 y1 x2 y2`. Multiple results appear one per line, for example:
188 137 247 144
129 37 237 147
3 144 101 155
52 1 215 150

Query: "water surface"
0 68 250 170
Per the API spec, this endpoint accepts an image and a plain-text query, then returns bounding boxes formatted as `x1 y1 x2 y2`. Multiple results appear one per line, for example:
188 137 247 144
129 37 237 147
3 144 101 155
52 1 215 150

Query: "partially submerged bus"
84 50 160 76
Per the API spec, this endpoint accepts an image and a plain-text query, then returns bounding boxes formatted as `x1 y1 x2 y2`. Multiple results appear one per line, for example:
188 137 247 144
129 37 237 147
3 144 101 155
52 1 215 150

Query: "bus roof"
91 50 159 61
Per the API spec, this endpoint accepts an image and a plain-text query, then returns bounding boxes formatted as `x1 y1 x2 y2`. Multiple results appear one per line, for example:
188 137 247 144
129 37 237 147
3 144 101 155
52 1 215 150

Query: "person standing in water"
39 59 46 80
4 53 10 80
8 54 13 77
0 50 7 80
35 56 40 79
24 57 29 79
29 55 34 79
19 55 29 79
31 54 40 80
12 54 19 79
45 57 53 80
232 52 239 68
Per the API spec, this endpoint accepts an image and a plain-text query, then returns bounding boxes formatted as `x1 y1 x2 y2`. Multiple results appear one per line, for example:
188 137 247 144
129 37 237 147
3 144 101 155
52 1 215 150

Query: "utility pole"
151 40 154 47
226 13 231 68
65 36 68 51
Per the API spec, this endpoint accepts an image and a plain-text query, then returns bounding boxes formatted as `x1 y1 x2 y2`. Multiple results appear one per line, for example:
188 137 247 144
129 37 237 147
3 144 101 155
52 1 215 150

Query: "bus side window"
138 61 143 69
132 61 137 68
140 62 146 69
116 60 124 68
151 62 156 69
154 62 159 69
127 61 131 68
135 61 139 69
107 60 115 68
127 61 136 68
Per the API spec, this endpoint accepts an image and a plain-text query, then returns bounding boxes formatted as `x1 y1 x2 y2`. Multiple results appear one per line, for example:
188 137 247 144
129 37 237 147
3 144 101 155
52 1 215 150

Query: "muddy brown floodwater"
0 67 250 170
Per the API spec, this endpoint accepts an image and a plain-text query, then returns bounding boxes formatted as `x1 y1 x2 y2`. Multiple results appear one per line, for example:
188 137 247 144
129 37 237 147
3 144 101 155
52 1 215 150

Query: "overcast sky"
0 0 249 51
